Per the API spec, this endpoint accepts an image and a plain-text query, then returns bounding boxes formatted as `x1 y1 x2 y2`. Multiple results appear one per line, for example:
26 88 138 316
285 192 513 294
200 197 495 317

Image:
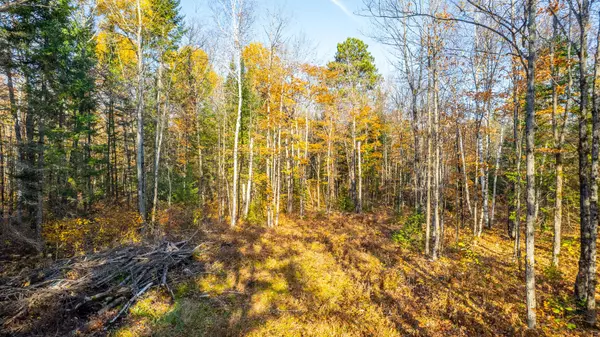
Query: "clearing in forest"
110 211 586 337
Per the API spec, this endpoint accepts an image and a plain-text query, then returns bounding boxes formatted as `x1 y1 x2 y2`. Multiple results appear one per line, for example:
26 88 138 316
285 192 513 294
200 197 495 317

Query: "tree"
328 37 379 213
212 0 253 228
362 0 541 328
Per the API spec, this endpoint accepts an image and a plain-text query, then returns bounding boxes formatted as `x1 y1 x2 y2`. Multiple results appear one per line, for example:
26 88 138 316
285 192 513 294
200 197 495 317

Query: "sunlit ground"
113 211 589 336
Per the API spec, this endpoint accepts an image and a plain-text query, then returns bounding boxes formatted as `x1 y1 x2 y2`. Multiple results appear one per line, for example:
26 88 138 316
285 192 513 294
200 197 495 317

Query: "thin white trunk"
425 81 432 256
432 67 440 260
458 128 472 215
230 0 243 228
151 60 165 226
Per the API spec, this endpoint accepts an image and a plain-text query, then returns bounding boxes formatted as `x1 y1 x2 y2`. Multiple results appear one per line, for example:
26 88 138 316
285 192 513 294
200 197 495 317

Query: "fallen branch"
1 240 207 335
109 282 153 325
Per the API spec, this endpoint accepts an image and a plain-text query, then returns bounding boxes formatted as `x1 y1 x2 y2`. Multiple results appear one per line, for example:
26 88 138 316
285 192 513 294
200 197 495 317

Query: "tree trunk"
301 113 309 217
243 137 254 218
477 133 485 236
35 121 44 242
425 79 432 257
524 0 538 328
135 0 146 224
490 127 504 227
456 124 464 241
575 1 593 310
585 13 600 325
458 128 472 216
551 13 570 267
275 126 282 227
351 117 357 210
432 63 441 260
5 65 23 224
357 140 363 213
326 124 333 214
106 90 114 198
0 122 4 224
514 124 524 263
230 25 243 228
473 135 479 237
151 60 165 227
286 136 293 214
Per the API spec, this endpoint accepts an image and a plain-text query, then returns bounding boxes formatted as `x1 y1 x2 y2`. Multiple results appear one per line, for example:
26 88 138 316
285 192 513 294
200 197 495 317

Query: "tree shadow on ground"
113 212 594 337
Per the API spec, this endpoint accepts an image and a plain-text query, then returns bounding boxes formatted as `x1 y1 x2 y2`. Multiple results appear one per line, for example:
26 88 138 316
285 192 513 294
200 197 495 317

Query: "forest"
1 0 600 335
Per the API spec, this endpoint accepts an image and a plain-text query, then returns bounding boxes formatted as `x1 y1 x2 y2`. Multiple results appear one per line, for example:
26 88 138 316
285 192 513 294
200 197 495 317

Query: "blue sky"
179 0 392 76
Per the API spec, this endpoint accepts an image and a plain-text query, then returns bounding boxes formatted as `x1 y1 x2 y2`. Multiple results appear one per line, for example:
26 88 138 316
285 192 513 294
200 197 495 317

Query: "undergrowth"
111 211 589 337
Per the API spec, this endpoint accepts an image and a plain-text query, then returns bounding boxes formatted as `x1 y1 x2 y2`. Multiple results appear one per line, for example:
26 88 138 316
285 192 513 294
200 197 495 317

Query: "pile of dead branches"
0 239 207 335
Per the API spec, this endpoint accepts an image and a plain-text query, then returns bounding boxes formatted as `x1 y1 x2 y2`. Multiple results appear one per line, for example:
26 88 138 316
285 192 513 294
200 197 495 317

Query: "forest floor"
106 210 593 337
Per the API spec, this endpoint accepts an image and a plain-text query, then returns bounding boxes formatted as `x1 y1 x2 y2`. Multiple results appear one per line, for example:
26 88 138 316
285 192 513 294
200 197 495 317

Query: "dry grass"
113 210 595 337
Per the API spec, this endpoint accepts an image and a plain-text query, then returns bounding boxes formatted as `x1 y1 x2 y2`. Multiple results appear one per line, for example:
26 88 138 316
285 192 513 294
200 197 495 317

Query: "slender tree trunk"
135 0 146 224
166 162 172 206
481 113 490 231
473 134 479 237
477 132 485 236
585 12 600 325
124 115 131 205
35 122 44 242
412 103 420 210
327 125 333 214
357 140 363 213
301 113 309 217
243 137 254 218
458 128 472 215
151 61 164 227
425 80 432 256
230 27 243 228
107 90 114 198
275 126 282 226
514 123 524 263
317 153 321 210
553 151 564 267
533 142 548 223
7 129 13 219
575 1 593 309
286 136 293 214
456 124 464 241
351 116 357 210
432 64 441 260
85 106 93 212
524 0 538 328
111 96 118 199
456 141 462 243
509 60 520 240
551 13 570 267
5 65 23 224
472 26 481 238
490 127 504 226
0 122 4 224
218 129 224 222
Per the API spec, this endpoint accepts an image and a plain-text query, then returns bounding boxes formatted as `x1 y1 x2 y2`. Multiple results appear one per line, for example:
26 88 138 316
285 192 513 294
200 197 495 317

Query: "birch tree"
212 0 253 228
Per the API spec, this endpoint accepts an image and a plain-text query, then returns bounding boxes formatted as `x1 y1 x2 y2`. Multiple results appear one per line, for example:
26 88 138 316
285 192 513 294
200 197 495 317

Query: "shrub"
457 241 480 265
337 193 355 212
391 211 424 247
43 204 142 256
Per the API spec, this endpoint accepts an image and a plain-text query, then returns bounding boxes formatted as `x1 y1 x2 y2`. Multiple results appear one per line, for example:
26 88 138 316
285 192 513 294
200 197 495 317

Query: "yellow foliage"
43 206 142 256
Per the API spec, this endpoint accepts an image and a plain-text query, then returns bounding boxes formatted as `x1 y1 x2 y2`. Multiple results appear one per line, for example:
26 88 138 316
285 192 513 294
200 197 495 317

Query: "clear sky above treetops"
180 0 391 76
